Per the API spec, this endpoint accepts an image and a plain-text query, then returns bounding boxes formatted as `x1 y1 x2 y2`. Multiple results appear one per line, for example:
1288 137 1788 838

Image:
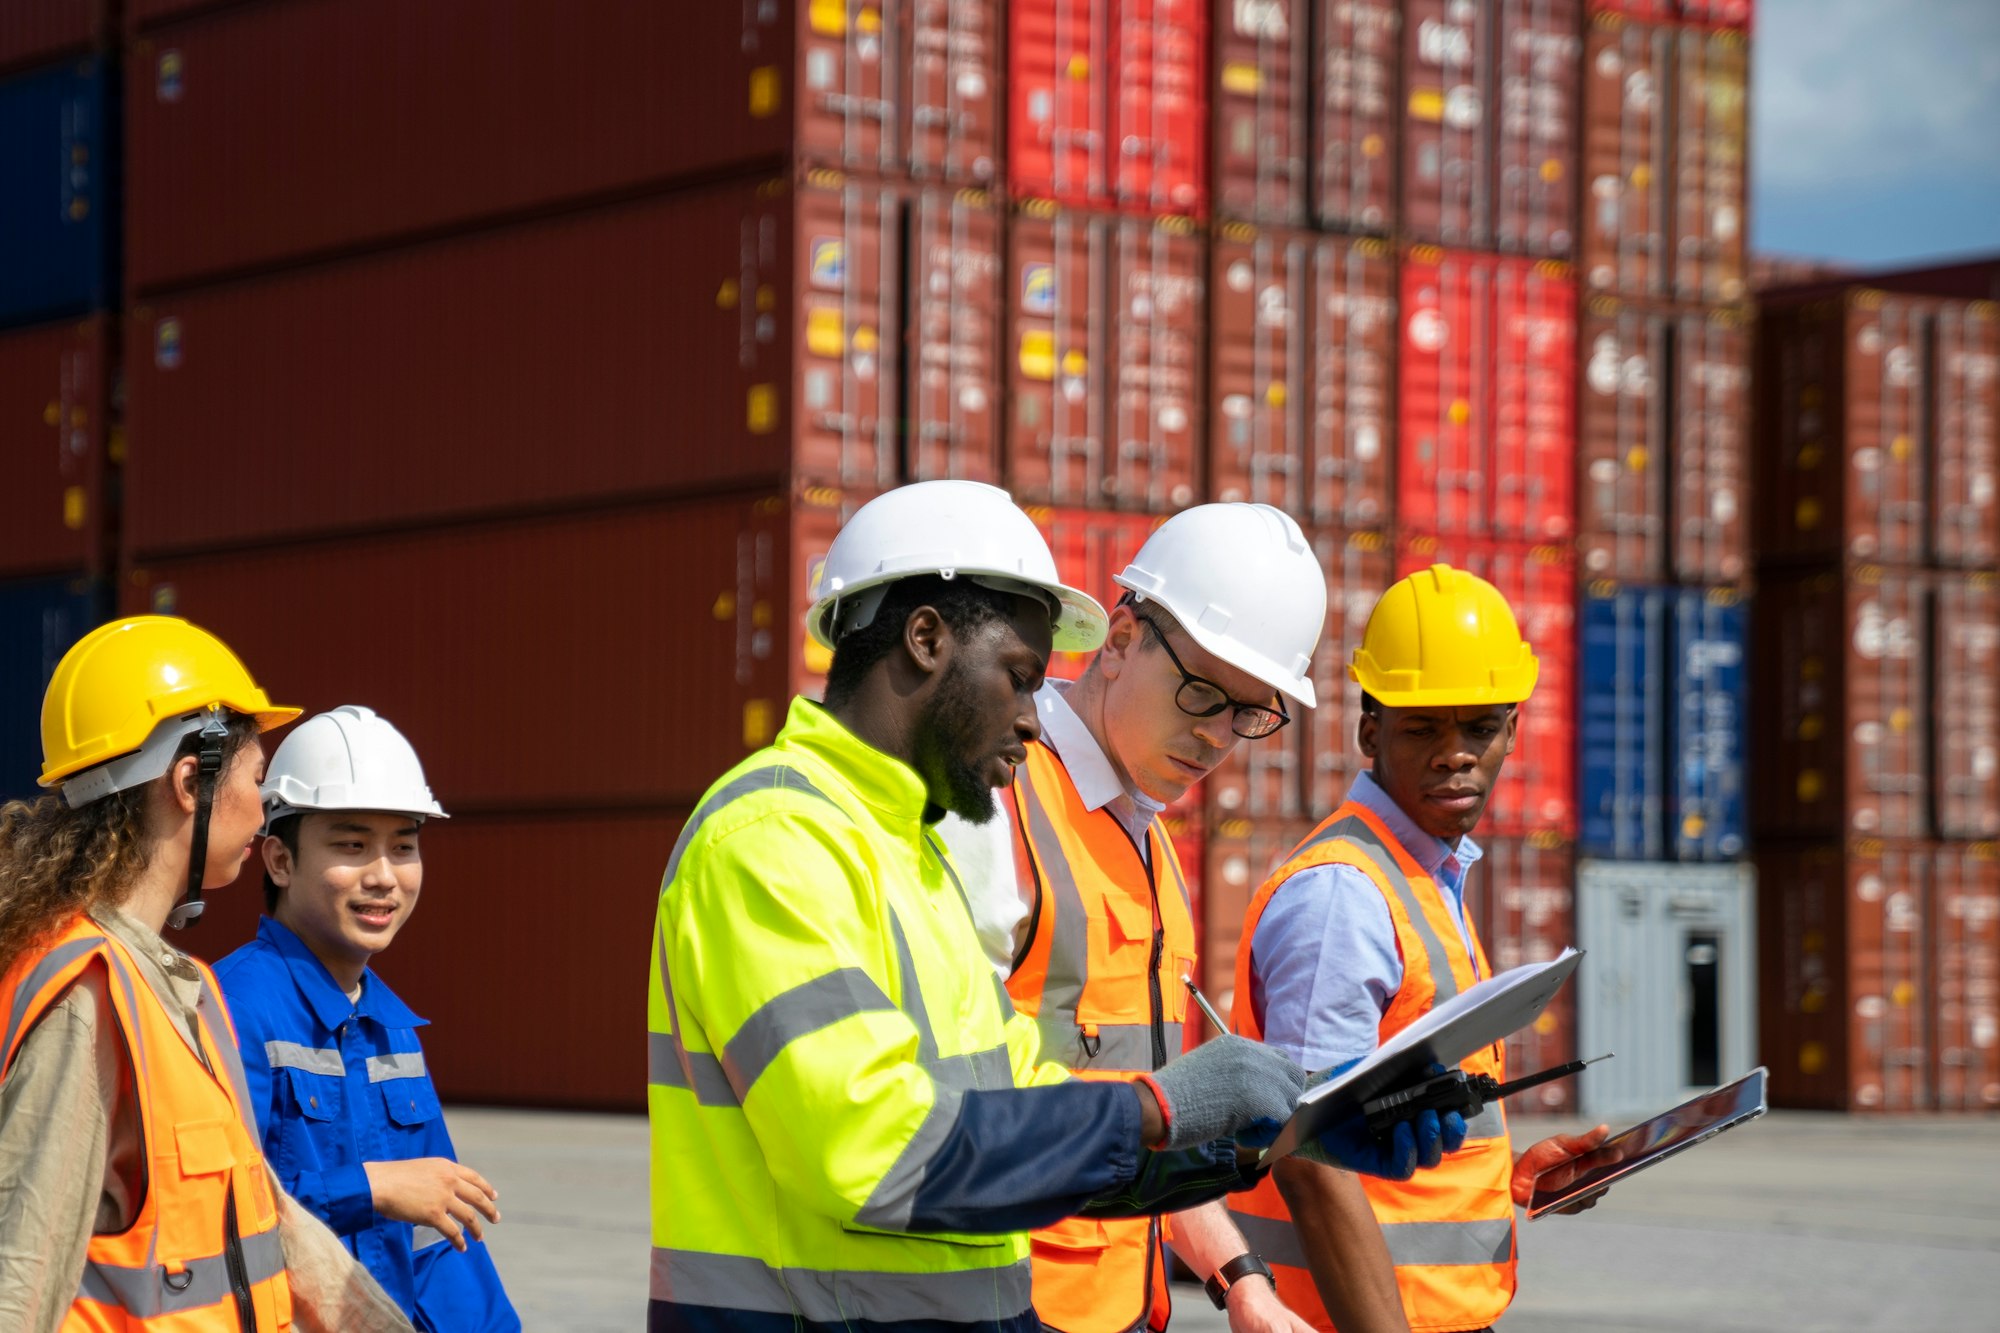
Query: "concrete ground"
450 1108 2000 1331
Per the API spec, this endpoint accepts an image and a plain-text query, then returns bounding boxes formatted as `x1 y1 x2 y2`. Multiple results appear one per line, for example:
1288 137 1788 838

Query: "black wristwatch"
1204 1252 1275 1309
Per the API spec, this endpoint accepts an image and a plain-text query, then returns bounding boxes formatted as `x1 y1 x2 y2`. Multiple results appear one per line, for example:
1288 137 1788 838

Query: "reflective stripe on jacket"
647 697 1160 1333
1229 802 1518 1333
0 914 292 1330
1006 740 1198 1333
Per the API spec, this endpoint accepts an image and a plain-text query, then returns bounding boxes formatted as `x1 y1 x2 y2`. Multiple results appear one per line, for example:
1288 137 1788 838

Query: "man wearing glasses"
944 503 1417 1333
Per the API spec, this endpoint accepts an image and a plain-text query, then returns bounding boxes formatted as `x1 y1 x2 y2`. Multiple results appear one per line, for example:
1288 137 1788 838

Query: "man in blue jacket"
217 705 520 1332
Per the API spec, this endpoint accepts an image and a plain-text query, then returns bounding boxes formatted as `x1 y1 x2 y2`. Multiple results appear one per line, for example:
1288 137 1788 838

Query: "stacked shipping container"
1754 279 2000 1110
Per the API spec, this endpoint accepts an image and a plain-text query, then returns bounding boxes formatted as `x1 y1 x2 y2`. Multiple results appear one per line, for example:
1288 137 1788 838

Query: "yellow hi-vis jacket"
649 699 1253 1332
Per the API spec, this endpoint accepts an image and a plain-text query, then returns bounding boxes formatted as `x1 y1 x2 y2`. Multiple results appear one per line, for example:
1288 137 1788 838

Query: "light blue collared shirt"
1248 770 1483 1071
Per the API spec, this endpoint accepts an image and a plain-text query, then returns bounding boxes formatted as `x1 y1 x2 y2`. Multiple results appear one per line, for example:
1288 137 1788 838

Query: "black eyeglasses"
1136 616 1291 740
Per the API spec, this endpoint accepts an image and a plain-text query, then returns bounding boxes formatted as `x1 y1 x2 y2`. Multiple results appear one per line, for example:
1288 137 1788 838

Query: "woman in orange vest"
0 615 414 1331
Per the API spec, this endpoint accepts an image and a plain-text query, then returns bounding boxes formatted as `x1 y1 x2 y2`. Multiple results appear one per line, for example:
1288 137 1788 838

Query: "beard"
912 656 1002 824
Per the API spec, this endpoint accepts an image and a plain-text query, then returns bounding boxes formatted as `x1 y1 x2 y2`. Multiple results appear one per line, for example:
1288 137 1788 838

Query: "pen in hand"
1182 974 1228 1033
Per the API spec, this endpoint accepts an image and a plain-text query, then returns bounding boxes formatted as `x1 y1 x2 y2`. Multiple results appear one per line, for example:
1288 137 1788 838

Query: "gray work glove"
1145 1035 1307 1151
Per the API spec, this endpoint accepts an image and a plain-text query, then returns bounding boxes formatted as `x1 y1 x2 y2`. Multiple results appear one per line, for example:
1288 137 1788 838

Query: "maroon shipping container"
1028 506 1163 679
1400 0 1491 250
1313 0 1400 235
1470 833 1579 1109
1578 297 1749 582
1493 0 1583 259
1209 225 1394 528
1672 25 1748 304
181 808 686 1111
0 315 109 580
1580 10 1670 298
1399 246 1577 541
125 492 858 811
1675 0 1754 32
0 0 107 73
1752 566 1930 840
124 0 1003 291
1758 840 1933 1111
1007 208 1203 511
1212 0 1310 225
1934 575 2000 840
1583 1 1675 20
1932 841 2000 1110
1755 291 2000 567
1201 816 1318 1026
124 174 1001 557
1398 534 1578 836
1305 528 1394 815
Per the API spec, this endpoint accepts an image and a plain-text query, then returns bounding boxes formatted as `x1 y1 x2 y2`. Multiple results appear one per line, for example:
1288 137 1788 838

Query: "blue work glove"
1298 1061 1469 1180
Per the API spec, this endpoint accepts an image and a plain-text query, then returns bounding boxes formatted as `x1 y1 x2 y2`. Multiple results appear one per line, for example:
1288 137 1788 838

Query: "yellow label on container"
746 384 778 434
1447 398 1471 426
743 700 777 749
1540 158 1564 183
806 307 845 358
749 66 782 118
751 599 773 629
856 7 882 34
1890 434 1913 461
1066 54 1090 80
1631 164 1652 189
1408 89 1444 122
1019 330 1056 381
1265 381 1287 408
803 638 833 675
1221 62 1262 94
1362 133 1384 159
715 279 740 310
43 400 59 427
712 592 736 620
809 0 846 35
62 486 85 531
1626 445 1649 472
1061 349 1087 378
1796 769 1823 802
1794 496 1822 530
1798 1042 1825 1073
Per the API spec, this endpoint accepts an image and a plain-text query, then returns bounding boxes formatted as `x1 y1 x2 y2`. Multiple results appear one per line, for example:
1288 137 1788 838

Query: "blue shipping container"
0 575 104 803
1579 586 1668 859
1667 591 1748 860
0 57 114 329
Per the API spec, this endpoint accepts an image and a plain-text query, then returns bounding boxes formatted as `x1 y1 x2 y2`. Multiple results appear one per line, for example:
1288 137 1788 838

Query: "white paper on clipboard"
1261 947 1583 1160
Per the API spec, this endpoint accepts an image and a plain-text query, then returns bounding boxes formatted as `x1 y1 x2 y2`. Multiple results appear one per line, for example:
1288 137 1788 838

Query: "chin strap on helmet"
167 707 230 930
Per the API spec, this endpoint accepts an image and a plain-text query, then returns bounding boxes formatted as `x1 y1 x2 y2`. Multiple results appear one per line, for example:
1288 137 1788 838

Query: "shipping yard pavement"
448 1108 2000 1331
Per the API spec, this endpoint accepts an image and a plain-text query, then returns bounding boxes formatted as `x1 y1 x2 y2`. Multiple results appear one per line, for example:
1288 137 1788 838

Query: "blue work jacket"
215 916 521 1332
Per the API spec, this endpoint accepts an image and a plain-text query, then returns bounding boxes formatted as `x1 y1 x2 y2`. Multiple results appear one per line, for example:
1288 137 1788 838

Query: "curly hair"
0 716 260 976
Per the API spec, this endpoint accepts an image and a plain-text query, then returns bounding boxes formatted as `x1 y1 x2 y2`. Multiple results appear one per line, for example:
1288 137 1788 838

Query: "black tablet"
1526 1067 1768 1220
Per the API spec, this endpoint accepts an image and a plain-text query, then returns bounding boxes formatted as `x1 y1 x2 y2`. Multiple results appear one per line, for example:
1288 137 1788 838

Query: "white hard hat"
261 705 448 828
807 480 1108 653
1112 503 1326 707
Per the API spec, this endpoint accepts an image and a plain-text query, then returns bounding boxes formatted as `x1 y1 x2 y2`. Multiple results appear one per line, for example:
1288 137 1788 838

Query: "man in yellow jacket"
648 481 1371 1333
1229 565 1611 1333
946 503 1429 1333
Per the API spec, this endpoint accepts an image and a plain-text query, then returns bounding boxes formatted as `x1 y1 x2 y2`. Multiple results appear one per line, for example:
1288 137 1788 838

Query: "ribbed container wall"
0 56 115 329
1471 835 1579 1109
0 315 111 579
0 1 110 75
0 575 105 803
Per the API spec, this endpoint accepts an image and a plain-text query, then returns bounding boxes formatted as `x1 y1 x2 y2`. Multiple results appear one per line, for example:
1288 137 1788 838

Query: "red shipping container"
1305 528 1395 815
1934 299 2000 568
1758 841 1932 1112
1675 0 1754 31
1470 833 1578 1109
125 492 857 812
1028 505 1162 679
1582 1 1674 20
1201 816 1318 1027
1751 566 1930 840
1578 298 1749 582
123 173 995 558
1399 247 1577 541
1672 26 1749 304
1009 0 1207 216
124 0 1003 292
0 0 107 73
180 809 686 1111
1007 209 1203 511
0 315 108 579
1755 291 1999 566
1401 0 1492 249
1580 10 1671 298
1313 0 1400 235
1934 575 2000 840
1932 842 2000 1111
1397 534 1578 837
1494 0 1583 258
1209 226 1395 528
1212 0 1309 225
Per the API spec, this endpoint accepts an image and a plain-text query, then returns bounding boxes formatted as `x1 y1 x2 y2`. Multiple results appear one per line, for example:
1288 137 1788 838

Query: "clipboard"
1262 947 1583 1160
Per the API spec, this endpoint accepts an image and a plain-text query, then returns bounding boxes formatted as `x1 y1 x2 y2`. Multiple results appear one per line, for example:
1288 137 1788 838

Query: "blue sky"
1753 0 2000 266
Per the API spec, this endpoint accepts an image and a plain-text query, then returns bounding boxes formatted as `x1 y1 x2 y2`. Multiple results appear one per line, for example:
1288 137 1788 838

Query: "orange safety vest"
0 914 292 1331
1228 802 1517 1333
1005 739 1198 1333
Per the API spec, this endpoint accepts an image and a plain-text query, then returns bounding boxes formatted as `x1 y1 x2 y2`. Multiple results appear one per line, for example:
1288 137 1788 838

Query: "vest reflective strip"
1037 1018 1183 1074
1299 816 1461 1003
649 1246 1033 1323
2 934 103 1065
647 1031 736 1105
1226 1207 1313 1270
663 763 845 890
1014 768 1091 1029
1228 1209 1513 1271
367 1051 426 1082
722 968 897 1097
266 1041 344 1076
413 1226 449 1252
1463 1103 1506 1142
195 976 262 1140
78 1226 285 1316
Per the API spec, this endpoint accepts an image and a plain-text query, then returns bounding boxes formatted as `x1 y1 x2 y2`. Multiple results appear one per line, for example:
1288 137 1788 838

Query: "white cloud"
1753 0 2000 190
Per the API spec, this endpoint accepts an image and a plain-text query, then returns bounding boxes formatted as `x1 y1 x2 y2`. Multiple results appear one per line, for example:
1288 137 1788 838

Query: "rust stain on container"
1751 566 1930 841
1471 834 1578 1109
1671 26 1748 303
1209 226 1394 529
0 315 108 579
1314 0 1400 234
1007 210 1203 512
1580 10 1670 298
1934 575 2000 840
0 0 107 73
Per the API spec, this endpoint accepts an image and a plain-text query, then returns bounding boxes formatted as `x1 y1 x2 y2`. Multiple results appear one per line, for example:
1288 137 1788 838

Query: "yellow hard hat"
40 616 301 803
1348 565 1539 708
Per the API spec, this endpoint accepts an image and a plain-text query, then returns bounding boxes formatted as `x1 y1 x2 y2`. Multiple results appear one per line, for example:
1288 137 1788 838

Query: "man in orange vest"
1228 565 1612 1333
948 505 1457 1333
